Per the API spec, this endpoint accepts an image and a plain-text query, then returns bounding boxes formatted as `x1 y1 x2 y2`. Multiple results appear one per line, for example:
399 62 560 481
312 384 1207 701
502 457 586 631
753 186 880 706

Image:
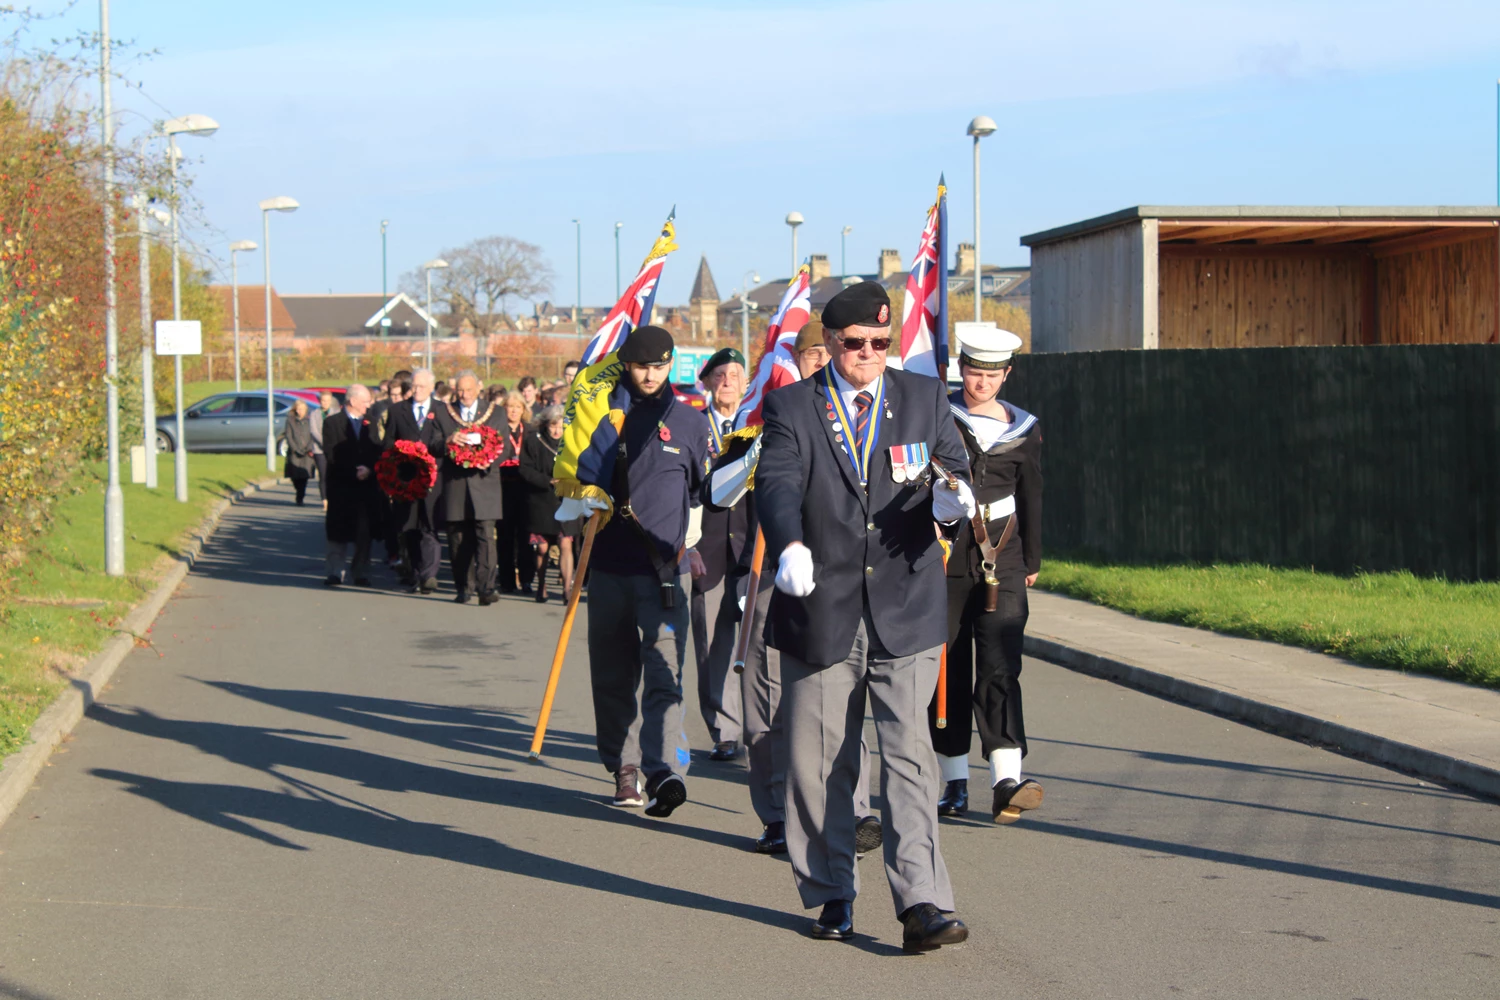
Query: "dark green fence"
1001 346 1500 581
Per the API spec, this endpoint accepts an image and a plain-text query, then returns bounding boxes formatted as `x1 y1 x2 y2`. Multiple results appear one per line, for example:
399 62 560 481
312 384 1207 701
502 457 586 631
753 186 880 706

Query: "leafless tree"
403 235 554 337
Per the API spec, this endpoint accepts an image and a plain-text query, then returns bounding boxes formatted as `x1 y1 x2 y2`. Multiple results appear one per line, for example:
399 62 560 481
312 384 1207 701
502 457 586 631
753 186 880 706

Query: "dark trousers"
313 454 328 501
448 518 496 595
403 527 442 584
290 472 310 503
928 573 1029 760
497 492 534 591
586 571 690 782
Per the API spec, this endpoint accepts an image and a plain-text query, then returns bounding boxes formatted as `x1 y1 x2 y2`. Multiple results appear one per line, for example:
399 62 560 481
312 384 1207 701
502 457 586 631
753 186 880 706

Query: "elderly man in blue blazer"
756 281 977 952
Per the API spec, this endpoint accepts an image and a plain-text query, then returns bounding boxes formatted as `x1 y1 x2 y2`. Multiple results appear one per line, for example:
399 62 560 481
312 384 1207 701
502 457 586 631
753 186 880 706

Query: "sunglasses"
838 336 891 352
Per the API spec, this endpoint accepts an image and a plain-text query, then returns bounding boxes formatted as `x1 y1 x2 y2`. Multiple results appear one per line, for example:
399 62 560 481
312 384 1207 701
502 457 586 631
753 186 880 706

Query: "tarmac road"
1 483 1496 999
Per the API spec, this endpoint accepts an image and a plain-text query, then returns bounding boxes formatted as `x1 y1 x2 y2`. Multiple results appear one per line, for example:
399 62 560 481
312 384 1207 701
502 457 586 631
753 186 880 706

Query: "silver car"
155 391 305 454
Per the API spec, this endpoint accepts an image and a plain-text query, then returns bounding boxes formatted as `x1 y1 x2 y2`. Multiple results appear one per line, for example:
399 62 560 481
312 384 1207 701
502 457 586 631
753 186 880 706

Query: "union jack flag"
733 262 812 431
892 177 949 379
579 209 679 365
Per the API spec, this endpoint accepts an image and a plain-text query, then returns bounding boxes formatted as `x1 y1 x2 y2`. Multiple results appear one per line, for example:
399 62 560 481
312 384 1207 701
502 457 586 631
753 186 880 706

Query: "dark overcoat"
322 409 382 543
434 400 507 523
756 366 972 666
383 397 449 530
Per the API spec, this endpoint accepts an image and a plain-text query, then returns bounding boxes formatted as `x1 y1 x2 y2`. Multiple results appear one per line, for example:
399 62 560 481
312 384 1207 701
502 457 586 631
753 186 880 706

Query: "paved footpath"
1 483 1497 999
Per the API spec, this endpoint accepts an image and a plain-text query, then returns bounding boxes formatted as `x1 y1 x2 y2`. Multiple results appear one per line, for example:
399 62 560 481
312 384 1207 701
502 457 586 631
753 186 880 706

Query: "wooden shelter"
1021 207 1500 352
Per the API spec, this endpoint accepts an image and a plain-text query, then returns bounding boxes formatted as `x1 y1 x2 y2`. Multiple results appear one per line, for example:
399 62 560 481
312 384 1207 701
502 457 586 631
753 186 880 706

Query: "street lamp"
966 114 997 324
100 0 123 574
422 258 449 369
785 212 803 277
163 112 220 503
229 240 257 391
614 221 623 300
260 195 299 472
134 197 168 490
571 218 582 340
379 219 390 338
840 225 853 279
739 271 760 363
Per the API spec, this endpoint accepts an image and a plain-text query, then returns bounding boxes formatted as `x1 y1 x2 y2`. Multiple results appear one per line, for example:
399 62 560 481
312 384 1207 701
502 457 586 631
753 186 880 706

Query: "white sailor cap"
955 325 1024 369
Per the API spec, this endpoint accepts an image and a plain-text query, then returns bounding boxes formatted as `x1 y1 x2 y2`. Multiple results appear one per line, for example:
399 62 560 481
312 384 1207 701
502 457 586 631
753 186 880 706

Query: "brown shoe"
611 766 644 808
992 778 1044 825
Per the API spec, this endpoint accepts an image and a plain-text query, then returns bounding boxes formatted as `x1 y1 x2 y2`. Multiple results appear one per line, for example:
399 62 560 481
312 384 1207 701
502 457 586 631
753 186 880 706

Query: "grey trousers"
742 584 870 827
324 538 370 579
587 570 691 783
692 576 745 744
782 613 952 918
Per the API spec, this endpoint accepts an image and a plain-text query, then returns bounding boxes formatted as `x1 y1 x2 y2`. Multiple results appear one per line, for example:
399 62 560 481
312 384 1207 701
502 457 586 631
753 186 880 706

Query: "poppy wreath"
446 423 504 470
376 439 439 501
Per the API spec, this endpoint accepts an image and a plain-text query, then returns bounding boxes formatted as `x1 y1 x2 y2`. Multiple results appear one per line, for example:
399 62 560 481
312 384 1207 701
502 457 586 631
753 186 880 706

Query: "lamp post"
379 219 390 338
99 0 124 574
260 196 299 471
785 212 803 276
740 271 760 363
135 197 166 489
614 221 623 299
840 225 852 279
966 115 997 323
228 240 257 391
571 218 582 339
163 112 219 503
422 258 448 369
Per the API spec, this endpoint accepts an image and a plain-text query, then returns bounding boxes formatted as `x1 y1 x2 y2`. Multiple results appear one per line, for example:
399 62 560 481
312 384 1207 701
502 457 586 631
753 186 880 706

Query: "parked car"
155 391 306 454
673 382 707 410
300 385 349 408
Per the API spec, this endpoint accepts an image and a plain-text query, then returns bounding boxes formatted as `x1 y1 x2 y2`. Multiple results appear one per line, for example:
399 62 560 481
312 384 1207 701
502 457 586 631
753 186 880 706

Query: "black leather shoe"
855 815 882 859
810 900 854 940
477 591 498 606
454 591 472 604
352 577 372 587
937 779 969 817
754 822 787 854
708 741 738 761
323 575 340 587
419 577 438 594
900 903 968 952
992 778 1044 825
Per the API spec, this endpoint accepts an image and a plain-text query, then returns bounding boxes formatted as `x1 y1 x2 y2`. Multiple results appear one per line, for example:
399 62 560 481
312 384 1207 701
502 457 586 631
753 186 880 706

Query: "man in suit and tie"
322 382 383 587
437 371 508 604
383 368 448 593
756 281 977 951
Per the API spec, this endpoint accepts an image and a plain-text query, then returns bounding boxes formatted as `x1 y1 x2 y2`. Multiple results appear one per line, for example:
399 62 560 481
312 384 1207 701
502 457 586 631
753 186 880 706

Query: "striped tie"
854 391 873 455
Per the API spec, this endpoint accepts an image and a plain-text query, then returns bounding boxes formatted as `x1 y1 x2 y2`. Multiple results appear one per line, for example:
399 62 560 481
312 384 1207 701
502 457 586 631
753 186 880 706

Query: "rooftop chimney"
878 249 903 280
809 254 831 284
955 242 975 276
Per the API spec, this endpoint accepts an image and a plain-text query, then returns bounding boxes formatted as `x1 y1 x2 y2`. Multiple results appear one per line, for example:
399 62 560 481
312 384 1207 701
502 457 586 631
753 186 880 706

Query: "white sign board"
155 320 202 356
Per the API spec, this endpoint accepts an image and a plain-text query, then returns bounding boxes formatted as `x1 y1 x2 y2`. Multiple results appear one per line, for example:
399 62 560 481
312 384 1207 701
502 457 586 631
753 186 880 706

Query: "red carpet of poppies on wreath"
446 424 504 470
377 440 438 501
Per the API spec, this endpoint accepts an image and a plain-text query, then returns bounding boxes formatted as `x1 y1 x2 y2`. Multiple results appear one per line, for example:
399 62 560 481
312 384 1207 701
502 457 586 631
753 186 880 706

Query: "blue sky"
24 0 1500 307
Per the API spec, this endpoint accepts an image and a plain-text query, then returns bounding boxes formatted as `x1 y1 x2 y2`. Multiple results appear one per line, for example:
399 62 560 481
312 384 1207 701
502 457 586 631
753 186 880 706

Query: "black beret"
820 281 891 331
618 325 675 365
699 347 746 380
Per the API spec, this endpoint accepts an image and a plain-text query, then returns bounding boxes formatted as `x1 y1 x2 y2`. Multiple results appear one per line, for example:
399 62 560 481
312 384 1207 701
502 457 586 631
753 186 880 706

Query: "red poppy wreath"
376 439 438 501
446 422 504 470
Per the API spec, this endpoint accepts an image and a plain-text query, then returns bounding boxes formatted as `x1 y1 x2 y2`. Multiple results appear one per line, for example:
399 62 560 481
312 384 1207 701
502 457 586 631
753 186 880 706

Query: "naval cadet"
928 326 1045 823
556 325 711 818
756 281 977 951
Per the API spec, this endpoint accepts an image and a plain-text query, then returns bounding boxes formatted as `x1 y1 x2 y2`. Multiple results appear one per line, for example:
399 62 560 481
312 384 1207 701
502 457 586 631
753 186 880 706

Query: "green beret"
699 347 746 380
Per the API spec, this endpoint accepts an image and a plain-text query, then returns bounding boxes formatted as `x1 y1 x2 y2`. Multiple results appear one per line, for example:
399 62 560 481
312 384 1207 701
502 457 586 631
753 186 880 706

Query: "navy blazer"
756 366 972 666
383 398 449 527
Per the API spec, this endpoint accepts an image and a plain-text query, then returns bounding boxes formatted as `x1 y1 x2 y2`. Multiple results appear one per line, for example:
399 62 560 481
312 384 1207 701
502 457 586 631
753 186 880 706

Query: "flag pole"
731 528 767 674
528 513 601 759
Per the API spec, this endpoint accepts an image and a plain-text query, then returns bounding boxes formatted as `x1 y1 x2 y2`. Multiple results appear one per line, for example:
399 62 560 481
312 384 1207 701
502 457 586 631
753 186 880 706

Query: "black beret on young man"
618 324 675 365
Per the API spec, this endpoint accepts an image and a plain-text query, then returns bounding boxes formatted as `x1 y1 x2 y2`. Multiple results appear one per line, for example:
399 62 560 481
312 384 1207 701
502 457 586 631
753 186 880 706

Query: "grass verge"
1037 561 1500 689
1 454 271 759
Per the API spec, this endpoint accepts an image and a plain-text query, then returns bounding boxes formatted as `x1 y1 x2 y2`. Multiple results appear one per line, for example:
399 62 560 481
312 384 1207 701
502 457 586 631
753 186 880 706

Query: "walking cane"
730 528 767 675
528 512 601 760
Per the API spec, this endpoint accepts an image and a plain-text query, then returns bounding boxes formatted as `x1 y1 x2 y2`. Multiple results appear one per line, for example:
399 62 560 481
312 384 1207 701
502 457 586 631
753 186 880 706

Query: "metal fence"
1001 345 1500 581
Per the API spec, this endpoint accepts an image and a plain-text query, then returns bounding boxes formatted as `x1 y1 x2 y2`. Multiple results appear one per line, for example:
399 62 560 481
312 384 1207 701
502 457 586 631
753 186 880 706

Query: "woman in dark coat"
517 404 577 602
279 399 318 505
496 394 533 594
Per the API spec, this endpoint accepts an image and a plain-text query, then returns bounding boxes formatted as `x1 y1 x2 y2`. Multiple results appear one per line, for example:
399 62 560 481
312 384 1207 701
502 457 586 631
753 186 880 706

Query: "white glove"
774 543 816 597
556 495 610 522
931 477 976 524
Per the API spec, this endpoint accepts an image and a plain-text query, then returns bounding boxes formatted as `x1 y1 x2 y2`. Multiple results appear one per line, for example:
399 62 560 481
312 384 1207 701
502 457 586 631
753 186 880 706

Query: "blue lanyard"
821 367 884 488
708 413 725 455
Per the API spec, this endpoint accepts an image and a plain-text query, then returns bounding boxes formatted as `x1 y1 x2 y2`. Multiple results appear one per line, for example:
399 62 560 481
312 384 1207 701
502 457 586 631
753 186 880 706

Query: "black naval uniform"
928 392 1042 806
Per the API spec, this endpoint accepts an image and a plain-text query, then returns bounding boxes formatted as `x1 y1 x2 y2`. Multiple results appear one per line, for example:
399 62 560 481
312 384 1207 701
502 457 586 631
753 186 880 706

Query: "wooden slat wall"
1377 237 1498 344
1002 346 1500 581
1158 255 1362 348
1031 222 1148 352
